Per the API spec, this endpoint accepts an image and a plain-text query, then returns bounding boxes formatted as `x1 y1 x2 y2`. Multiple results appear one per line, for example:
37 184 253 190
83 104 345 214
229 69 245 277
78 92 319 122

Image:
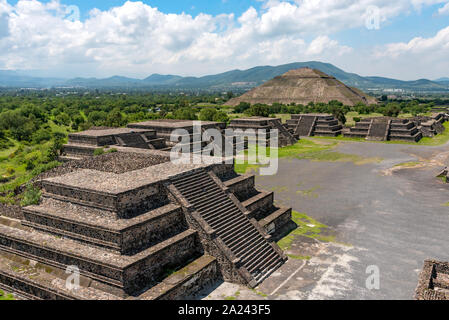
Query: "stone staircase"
294 116 317 136
267 119 298 146
367 120 389 141
170 169 285 285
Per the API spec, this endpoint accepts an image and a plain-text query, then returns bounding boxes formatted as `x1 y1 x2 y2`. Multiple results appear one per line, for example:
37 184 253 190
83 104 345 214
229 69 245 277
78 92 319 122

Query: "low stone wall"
0 203 22 220
140 255 219 300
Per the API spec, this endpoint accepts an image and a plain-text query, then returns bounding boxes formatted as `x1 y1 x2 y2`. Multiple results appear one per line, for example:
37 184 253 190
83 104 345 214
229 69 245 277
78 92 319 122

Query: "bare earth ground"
197 139 449 300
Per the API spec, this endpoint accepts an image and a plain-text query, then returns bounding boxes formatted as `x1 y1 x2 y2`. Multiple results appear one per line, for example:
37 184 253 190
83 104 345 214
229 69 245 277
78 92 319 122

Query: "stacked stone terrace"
128 119 246 156
344 117 423 142
286 114 343 137
415 260 449 300
410 113 446 138
228 117 298 147
0 150 291 300
62 127 167 161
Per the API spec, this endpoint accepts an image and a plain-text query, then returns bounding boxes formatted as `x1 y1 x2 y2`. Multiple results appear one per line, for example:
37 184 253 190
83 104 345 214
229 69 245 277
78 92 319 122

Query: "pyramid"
227 67 377 107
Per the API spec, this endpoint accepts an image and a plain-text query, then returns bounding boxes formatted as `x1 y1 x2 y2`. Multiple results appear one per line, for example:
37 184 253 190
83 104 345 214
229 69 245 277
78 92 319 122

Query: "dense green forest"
0 90 446 206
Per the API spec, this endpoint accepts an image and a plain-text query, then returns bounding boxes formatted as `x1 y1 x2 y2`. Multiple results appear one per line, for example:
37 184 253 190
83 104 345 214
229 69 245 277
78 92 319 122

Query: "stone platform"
286 114 343 137
0 150 292 300
228 117 298 147
344 117 423 142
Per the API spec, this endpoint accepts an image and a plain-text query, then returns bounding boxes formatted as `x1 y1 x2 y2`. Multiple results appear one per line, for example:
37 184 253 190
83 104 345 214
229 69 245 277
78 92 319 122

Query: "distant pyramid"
227 67 377 107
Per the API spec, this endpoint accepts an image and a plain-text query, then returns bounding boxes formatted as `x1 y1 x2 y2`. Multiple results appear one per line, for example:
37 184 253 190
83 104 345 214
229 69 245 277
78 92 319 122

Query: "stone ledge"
139 255 218 300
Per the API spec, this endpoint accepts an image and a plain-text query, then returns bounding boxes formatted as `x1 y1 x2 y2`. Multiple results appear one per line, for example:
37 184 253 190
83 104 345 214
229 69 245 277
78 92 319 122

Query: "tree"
105 108 126 127
213 110 230 123
245 104 270 117
199 108 218 121
234 102 251 114
173 108 198 120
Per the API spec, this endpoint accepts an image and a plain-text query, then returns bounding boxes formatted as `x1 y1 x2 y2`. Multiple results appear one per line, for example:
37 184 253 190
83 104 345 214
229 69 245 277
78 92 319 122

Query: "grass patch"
394 161 421 168
287 254 311 260
277 211 335 251
234 139 381 174
441 202 449 207
0 289 14 300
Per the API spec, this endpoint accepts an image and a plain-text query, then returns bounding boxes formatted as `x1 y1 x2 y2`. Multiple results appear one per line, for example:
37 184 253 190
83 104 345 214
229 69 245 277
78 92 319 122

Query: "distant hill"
0 62 448 92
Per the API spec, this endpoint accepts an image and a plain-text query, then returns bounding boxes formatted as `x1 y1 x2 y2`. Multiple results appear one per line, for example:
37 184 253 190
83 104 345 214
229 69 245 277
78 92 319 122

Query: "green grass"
277 211 335 251
234 139 381 174
0 289 14 300
393 161 421 168
345 112 383 127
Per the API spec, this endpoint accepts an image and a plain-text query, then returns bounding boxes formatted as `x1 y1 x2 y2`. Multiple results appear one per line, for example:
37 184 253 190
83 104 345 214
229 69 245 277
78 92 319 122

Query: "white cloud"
437 2 449 15
0 0 447 79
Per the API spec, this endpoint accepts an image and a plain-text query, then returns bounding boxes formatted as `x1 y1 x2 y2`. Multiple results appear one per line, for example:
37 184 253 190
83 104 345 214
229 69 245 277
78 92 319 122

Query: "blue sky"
1 0 449 80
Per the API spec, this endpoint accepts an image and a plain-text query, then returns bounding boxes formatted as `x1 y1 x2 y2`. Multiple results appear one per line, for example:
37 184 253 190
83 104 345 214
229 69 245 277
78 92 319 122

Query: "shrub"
20 183 41 207
353 117 361 123
199 108 218 121
93 148 105 156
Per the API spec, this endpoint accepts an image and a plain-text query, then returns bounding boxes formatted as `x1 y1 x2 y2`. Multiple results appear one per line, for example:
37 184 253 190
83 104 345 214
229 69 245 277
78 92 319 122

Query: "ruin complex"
0 122 293 300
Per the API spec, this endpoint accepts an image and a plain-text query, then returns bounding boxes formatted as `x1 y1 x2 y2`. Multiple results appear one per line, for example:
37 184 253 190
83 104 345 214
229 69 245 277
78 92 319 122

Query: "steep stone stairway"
367 120 389 141
295 116 316 136
171 169 285 285
268 119 298 146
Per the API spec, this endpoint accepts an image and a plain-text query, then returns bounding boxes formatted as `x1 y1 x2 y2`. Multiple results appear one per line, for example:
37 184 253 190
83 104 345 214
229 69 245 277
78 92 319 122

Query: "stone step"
0 251 121 300
223 174 255 195
41 171 166 219
202 202 236 219
0 223 199 296
204 207 240 224
223 223 255 245
253 255 283 283
232 233 265 258
259 207 292 236
229 230 263 254
208 211 245 232
246 247 276 273
242 191 274 216
58 155 84 163
138 255 219 300
216 216 249 238
22 199 185 254
171 169 285 286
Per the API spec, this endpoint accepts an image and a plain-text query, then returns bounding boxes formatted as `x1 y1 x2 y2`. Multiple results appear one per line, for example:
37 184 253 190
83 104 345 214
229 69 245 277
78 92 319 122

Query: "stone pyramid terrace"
228 117 298 147
344 117 423 142
62 120 246 161
0 149 292 300
286 114 343 137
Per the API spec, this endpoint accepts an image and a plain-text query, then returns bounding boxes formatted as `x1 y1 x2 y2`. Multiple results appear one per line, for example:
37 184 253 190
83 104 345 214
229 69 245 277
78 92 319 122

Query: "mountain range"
1 61 448 92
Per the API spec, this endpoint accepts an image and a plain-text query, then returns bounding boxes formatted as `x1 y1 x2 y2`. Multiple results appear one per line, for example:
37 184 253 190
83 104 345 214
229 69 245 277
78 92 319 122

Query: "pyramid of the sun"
227 67 378 107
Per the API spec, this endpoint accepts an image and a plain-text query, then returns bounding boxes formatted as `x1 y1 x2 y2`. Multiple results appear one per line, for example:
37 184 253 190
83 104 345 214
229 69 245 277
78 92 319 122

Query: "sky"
1 0 449 80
